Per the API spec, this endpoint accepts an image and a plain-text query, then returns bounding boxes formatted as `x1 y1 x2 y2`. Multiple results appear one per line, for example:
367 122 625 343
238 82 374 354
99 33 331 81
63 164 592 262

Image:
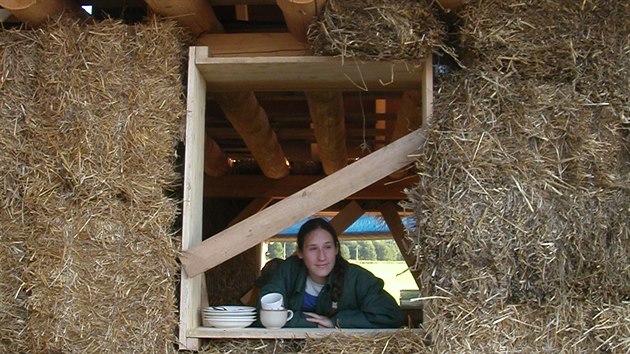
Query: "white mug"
259 308 294 329
260 292 284 310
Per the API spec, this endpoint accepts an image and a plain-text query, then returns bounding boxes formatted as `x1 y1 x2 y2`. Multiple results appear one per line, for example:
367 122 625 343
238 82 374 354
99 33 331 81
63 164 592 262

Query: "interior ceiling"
2 0 458 210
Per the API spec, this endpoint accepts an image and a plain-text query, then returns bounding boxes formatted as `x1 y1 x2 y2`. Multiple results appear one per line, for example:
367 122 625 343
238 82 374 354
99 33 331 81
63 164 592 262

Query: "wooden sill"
188 326 406 339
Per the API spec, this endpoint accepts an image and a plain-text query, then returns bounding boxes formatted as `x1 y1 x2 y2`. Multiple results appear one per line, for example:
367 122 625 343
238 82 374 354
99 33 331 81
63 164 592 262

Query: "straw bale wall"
0 17 187 353
404 0 629 352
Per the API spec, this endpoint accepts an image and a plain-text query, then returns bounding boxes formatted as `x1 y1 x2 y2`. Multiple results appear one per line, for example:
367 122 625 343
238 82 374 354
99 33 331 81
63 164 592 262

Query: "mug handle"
286 309 294 322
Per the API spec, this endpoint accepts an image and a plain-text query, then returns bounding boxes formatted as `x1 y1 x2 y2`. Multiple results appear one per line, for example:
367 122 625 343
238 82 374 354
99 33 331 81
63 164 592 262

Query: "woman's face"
298 228 338 284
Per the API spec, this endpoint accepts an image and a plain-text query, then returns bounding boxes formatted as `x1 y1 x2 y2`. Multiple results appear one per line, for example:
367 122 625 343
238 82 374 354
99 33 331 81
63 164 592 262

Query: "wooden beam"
306 91 347 175
188 326 405 339
276 0 326 43
214 91 290 179
204 132 231 177
389 90 422 179
181 125 430 277
203 175 418 200
193 47 425 91
228 198 273 227
0 0 87 26
196 33 310 57
329 201 364 235
378 202 421 289
144 0 223 35
178 47 206 352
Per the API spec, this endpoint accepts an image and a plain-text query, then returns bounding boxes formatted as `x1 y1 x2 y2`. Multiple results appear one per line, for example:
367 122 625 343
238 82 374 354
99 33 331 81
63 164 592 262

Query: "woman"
258 218 405 328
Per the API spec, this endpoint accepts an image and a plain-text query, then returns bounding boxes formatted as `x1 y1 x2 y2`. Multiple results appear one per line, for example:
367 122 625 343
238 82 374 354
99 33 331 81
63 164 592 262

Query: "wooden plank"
188 326 405 339
194 47 424 91
421 54 433 126
379 202 422 289
203 175 418 200
178 47 206 352
197 33 310 57
329 201 365 235
180 125 431 278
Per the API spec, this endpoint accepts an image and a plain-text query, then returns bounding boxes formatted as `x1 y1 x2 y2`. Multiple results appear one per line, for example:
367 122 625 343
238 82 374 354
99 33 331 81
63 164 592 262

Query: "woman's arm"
331 266 405 328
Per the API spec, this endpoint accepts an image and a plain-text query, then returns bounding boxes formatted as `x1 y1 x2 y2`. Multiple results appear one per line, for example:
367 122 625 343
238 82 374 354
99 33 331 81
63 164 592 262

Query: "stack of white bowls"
201 306 257 328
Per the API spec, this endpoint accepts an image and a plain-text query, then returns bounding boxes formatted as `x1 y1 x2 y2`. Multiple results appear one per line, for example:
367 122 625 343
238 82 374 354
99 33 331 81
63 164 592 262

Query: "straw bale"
422 296 629 353
0 29 41 354
308 0 447 61
457 0 630 117
405 70 628 307
0 15 188 353
404 1 629 348
199 329 430 353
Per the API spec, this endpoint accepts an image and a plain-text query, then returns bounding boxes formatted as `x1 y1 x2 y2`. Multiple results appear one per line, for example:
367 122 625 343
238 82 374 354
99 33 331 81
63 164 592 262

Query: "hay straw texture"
308 0 447 60
0 30 40 354
406 0 629 352
1 16 187 353
198 329 430 354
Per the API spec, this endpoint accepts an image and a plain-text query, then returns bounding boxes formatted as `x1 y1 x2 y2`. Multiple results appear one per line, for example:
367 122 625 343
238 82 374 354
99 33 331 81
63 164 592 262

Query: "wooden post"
330 201 365 235
204 132 231 177
178 47 206 351
306 91 348 175
378 202 422 288
389 91 423 179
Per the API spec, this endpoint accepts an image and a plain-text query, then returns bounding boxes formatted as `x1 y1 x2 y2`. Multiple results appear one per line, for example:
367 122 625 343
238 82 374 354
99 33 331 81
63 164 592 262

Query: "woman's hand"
303 312 333 328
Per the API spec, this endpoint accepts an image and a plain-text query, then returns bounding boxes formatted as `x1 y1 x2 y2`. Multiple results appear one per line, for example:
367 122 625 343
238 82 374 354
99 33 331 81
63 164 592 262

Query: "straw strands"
0 16 187 353
405 0 629 352
198 329 430 354
308 0 447 61
0 30 41 354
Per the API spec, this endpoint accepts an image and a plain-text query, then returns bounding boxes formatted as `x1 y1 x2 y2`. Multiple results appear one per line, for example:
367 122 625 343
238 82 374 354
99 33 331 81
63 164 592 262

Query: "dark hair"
296 217 348 317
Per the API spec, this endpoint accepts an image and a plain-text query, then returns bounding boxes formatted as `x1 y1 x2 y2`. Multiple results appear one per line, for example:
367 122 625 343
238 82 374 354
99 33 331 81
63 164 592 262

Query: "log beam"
204 132 232 177
276 0 326 43
0 0 87 26
144 0 223 35
306 91 347 175
213 91 290 179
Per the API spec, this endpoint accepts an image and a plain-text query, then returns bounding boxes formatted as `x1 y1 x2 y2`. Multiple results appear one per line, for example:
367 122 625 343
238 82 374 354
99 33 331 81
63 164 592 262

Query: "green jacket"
258 256 405 328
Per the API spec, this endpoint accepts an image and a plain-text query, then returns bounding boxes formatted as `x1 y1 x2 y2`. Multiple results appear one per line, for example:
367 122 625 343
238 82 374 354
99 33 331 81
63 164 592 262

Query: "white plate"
203 314 256 320
203 306 256 314
202 317 256 328
202 312 257 318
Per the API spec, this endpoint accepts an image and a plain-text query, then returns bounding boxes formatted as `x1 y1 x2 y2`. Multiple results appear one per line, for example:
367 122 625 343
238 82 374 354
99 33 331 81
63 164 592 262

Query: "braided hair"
297 218 348 317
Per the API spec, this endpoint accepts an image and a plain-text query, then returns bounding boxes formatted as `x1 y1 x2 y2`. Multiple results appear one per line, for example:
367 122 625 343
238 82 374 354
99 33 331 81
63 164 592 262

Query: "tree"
358 241 377 260
342 241 358 260
285 242 297 257
267 242 284 259
340 244 351 259
374 240 397 261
